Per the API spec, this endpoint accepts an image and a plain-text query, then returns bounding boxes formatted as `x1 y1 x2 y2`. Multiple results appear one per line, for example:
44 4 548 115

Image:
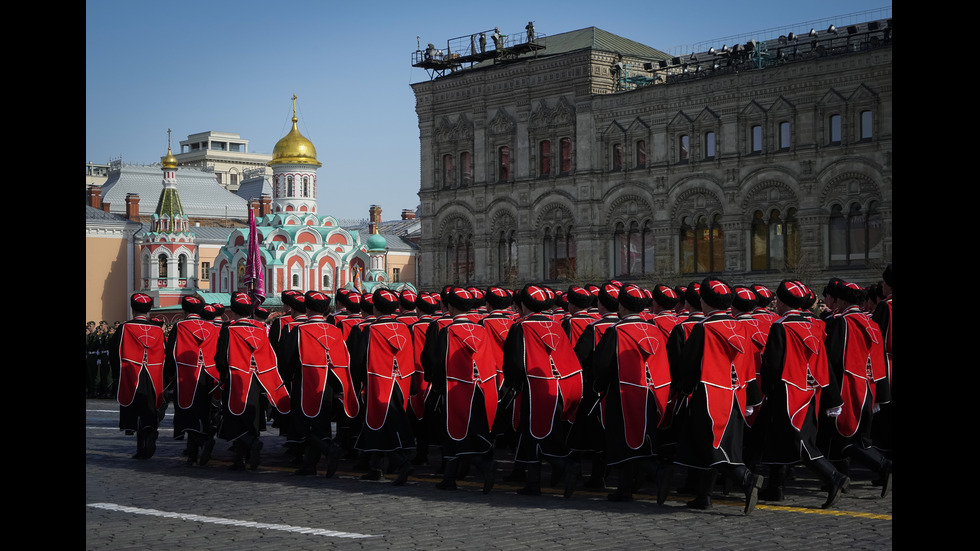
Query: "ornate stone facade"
412 22 892 290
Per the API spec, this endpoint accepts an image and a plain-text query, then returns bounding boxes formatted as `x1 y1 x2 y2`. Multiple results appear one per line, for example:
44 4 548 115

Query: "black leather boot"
436 458 459 490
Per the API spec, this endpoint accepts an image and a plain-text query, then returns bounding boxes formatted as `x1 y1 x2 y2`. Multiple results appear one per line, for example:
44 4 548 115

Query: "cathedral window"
303 176 309 197
635 139 646 168
751 125 763 154
704 132 716 159
287 175 294 196
612 143 623 171
679 135 690 163
158 254 168 278
178 254 187 279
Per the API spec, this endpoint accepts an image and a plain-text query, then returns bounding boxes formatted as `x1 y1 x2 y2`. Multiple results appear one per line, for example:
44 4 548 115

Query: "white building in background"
176 131 273 192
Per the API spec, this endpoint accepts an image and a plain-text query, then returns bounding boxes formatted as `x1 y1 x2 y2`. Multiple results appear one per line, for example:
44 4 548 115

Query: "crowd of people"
105 263 892 515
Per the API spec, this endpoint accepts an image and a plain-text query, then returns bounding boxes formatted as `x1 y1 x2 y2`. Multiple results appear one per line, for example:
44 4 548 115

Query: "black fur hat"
304 290 331 314
181 295 204 315
776 280 808 310
651 284 680 310
130 292 153 314
699 277 734 310
731 286 758 313
619 283 648 313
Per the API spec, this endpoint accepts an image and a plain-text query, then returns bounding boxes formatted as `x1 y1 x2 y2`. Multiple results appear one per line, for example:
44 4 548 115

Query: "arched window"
460 151 472 186
751 208 800 271
635 139 646 168
860 110 873 141
158 254 168 278
779 121 791 150
829 201 883 266
539 140 551 177
830 114 842 144
543 225 576 281
322 273 331 289
292 273 300 287
303 176 309 197
442 154 455 189
498 146 510 182
679 135 690 162
178 254 187 279
287 175 294 196
612 143 623 171
751 125 763 154
560 138 572 174
613 221 654 277
680 215 724 274
498 230 517 283
446 234 474 284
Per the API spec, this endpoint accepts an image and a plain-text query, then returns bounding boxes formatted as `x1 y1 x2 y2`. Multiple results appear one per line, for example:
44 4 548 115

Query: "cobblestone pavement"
86 399 892 550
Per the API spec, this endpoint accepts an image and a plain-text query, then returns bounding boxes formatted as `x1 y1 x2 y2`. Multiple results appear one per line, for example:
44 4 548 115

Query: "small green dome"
366 233 387 251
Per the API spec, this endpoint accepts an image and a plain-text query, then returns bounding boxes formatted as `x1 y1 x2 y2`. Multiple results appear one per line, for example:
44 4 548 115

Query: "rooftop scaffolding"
412 24 547 79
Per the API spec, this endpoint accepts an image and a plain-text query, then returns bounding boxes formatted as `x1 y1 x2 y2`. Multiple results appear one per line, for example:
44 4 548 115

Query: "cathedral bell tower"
268 94 322 215
139 129 199 309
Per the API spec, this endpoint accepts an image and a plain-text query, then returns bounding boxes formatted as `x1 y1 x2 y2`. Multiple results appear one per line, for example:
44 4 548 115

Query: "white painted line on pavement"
86 503 378 539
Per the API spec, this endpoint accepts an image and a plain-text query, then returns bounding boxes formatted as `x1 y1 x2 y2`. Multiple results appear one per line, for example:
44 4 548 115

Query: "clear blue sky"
86 1 890 222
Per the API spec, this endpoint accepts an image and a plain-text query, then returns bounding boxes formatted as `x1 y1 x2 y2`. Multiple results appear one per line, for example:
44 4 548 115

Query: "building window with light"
704 132 716 159
680 214 724 274
679 135 690 163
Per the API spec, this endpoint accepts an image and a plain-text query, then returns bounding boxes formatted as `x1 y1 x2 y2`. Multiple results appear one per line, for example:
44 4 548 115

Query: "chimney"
401 209 416 220
368 205 382 234
87 185 102 209
260 194 272 216
249 198 259 218
125 193 140 222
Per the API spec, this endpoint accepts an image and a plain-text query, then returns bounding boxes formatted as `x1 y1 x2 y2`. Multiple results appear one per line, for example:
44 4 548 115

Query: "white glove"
826 406 842 418
873 403 880 414
745 405 754 416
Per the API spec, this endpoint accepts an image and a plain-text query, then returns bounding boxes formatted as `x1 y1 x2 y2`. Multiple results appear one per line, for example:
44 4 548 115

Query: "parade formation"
99 263 892 516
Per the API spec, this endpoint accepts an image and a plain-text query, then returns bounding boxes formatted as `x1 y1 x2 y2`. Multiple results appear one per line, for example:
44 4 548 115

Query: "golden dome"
268 96 322 167
161 146 178 169
161 129 178 169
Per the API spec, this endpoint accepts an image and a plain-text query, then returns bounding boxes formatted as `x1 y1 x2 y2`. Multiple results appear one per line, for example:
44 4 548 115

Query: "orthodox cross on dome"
292 94 298 121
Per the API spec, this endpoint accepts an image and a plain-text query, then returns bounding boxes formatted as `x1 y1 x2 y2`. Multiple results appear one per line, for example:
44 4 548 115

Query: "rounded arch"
533 199 575 232
669 180 726 222
602 188 656 228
